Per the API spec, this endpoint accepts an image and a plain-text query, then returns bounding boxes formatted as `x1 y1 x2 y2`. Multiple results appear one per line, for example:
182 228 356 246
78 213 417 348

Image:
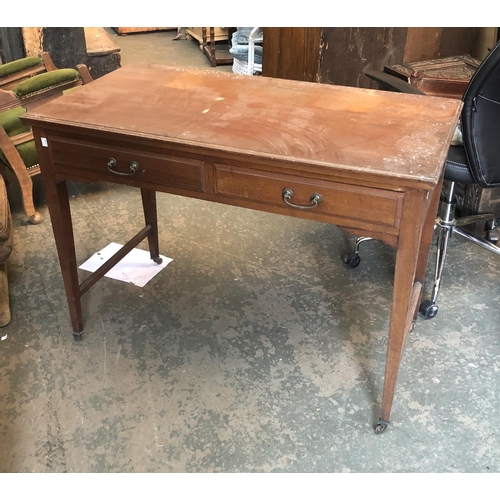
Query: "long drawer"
214 164 404 228
48 136 206 192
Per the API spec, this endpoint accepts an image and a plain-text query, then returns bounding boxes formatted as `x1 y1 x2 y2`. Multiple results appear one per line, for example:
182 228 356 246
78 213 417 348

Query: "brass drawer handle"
107 157 139 176
282 188 322 210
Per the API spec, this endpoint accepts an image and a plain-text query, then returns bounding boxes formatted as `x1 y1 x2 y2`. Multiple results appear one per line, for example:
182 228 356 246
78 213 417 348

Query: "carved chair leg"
0 127 42 224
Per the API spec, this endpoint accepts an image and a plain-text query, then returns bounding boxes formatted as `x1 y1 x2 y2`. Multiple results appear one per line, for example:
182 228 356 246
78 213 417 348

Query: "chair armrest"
40 51 58 72
12 69 83 111
0 123 35 179
0 90 19 113
76 64 94 85
0 56 43 78
12 68 80 99
364 70 426 95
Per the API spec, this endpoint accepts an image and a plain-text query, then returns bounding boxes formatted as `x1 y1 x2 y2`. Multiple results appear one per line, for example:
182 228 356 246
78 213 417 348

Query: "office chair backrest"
462 41 500 188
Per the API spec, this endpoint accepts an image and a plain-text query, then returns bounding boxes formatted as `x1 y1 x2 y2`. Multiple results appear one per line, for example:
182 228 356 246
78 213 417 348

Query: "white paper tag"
79 242 173 287
41 137 48 147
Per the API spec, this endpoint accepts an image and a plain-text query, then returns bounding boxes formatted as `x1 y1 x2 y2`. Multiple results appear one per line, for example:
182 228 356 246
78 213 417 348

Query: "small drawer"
214 164 404 228
49 136 206 192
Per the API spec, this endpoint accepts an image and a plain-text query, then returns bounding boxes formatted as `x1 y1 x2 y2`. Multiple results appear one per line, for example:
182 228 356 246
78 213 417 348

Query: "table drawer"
214 164 404 228
49 137 206 192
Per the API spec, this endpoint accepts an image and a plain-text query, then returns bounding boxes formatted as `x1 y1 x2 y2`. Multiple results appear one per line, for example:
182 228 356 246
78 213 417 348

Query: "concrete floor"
1 30 500 473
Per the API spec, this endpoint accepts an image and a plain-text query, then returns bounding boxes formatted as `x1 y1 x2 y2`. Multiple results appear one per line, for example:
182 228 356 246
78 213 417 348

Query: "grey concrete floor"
1 30 500 473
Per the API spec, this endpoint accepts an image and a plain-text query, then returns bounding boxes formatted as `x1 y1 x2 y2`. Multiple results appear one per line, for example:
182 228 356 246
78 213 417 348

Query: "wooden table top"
22 64 462 188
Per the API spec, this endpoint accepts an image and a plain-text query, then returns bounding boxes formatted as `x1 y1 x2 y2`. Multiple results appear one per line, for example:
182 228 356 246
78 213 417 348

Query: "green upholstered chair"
0 52 58 91
0 64 93 224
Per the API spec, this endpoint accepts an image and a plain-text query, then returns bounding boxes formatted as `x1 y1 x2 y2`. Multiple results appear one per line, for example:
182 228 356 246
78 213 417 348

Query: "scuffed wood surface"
22 64 462 187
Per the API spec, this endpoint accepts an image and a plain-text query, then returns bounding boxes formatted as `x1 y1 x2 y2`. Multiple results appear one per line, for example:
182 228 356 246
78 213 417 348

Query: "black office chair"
345 41 500 319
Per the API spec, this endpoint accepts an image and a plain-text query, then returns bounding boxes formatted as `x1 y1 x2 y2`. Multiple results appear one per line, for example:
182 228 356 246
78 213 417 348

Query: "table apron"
46 134 408 239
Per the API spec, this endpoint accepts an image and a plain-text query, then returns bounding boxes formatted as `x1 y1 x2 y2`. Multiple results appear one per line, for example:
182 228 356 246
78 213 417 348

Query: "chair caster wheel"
28 212 43 224
485 229 499 244
73 331 84 340
153 257 163 264
485 220 499 244
419 299 438 320
343 253 361 269
374 420 389 434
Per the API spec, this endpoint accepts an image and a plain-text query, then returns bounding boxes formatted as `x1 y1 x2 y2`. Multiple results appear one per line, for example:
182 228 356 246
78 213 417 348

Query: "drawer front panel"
214 164 404 228
49 137 206 192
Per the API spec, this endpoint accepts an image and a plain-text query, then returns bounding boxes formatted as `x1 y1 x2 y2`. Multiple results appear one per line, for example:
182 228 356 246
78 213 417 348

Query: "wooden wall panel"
263 27 480 89
472 27 499 60
404 27 477 63
439 27 477 59
318 28 407 88
404 28 442 62
263 28 321 82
